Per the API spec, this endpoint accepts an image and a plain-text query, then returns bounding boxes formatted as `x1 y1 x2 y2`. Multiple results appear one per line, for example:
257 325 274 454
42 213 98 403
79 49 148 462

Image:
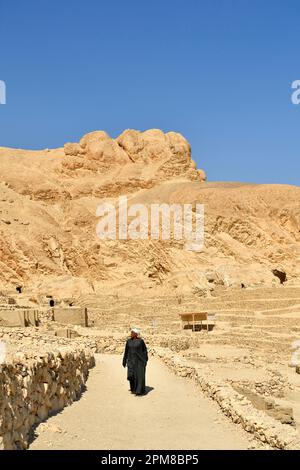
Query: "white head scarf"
131 328 140 335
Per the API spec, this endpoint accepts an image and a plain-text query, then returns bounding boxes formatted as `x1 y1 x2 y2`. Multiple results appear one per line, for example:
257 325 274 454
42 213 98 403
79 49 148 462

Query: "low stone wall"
150 346 300 450
0 345 95 450
76 332 190 355
38 308 54 324
230 385 294 426
53 307 88 327
0 327 98 353
0 309 39 327
228 370 288 399
92 334 126 354
80 332 203 354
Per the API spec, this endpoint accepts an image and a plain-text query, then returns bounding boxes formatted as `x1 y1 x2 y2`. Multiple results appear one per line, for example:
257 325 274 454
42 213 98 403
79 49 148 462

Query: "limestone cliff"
0 129 299 298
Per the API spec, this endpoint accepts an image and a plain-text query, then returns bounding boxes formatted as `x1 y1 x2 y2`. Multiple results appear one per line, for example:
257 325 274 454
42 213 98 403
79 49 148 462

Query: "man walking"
122 328 148 396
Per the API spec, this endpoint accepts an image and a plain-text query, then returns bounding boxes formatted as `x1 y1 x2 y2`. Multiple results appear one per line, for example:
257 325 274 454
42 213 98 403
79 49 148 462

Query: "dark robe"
122 337 148 394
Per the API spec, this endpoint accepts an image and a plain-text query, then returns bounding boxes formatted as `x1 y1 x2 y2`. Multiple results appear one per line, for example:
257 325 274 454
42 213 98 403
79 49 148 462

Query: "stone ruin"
0 290 95 449
1 286 300 450
0 290 88 329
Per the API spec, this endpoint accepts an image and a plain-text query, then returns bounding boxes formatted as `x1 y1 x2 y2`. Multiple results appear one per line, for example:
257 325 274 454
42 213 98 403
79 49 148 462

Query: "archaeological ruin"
0 129 300 450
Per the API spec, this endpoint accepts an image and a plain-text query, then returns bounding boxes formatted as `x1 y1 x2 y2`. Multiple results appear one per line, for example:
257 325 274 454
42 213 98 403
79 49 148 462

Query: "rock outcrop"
62 129 205 182
0 129 299 297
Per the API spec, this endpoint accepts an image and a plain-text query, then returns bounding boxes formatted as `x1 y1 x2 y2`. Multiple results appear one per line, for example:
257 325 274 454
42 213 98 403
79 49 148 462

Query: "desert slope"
0 129 299 297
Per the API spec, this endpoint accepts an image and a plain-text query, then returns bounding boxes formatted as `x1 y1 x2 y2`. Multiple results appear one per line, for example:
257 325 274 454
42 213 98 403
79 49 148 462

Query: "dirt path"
29 354 253 450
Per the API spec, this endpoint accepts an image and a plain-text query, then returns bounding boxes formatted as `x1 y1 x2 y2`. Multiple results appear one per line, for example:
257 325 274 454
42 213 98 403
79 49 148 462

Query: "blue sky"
0 0 299 185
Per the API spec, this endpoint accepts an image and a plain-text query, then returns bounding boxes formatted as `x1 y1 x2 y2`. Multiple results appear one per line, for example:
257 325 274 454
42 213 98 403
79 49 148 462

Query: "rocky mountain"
0 128 299 298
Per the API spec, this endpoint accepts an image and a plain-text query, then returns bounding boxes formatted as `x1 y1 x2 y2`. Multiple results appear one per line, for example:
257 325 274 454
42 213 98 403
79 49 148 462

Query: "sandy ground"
29 354 253 450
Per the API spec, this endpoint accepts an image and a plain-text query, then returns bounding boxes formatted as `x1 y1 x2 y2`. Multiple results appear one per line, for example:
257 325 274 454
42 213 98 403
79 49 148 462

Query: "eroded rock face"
63 128 206 181
0 130 300 295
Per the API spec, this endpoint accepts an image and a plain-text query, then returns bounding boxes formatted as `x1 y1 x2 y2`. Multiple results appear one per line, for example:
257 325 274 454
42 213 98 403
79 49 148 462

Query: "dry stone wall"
228 370 288 399
0 343 95 450
79 331 204 354
0 327 98 353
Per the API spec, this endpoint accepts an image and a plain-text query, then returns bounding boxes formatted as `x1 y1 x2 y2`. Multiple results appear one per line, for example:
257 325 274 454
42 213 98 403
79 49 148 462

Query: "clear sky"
0 0 299 185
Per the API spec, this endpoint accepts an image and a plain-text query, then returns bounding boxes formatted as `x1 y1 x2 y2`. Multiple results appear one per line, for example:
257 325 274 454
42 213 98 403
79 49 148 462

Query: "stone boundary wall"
0 307 88 328
0 328 98 353
79 332 209 354
0 309 39 327
53 307 88 327
0 346 95 450
92 334 125 354
149 346 300 450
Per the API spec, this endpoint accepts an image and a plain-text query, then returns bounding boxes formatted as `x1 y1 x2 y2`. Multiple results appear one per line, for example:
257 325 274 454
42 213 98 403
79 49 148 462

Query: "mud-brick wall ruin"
0 346 95 450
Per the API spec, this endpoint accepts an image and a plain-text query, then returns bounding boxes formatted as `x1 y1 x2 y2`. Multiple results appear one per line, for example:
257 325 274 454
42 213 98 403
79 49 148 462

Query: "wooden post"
84 307 88 327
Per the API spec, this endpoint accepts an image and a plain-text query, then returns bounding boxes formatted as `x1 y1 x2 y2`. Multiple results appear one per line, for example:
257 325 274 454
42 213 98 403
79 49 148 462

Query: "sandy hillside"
0 128 299 297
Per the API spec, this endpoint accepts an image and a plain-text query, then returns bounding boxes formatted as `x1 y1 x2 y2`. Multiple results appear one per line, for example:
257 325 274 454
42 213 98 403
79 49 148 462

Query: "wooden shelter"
179 312 215 332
